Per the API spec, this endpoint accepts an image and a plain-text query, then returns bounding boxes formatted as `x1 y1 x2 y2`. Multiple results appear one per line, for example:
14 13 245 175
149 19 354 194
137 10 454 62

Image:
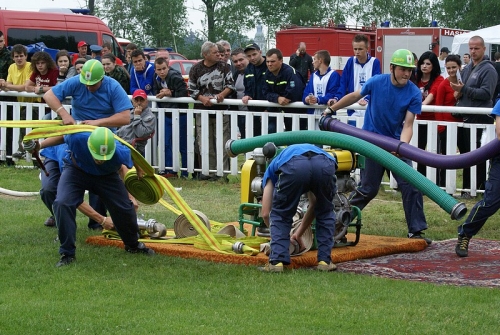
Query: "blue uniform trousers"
269 154 336 265
53 165 139 256
458 156 500 237
349 156 428 234
40 159 61 216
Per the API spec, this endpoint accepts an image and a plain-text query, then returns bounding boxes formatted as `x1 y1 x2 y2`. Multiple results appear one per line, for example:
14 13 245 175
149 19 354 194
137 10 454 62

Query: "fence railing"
0 91 496 196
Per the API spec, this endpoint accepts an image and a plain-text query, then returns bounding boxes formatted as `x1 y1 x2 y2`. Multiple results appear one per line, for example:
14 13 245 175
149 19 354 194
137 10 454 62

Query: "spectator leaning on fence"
188 41 234 181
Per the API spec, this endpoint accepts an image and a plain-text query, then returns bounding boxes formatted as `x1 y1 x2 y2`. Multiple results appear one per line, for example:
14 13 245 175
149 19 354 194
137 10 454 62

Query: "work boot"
44 216 56 227
316 261 337 272
125 242 155 255
408 231 432 245
258 262 284 273
56 254 76 267
455 234 471 257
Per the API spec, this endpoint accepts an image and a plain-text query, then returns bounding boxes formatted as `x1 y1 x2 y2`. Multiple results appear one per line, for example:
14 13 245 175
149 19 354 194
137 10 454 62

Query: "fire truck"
275 24 468 73
275 23 377 73
376 27 469 73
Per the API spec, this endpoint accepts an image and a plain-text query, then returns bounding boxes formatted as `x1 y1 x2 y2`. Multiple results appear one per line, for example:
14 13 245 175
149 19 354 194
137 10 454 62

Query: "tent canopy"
451 25 500 54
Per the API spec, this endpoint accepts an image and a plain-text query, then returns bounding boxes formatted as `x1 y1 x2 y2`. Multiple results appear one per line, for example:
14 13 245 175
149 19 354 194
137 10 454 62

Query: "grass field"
1 165 499 334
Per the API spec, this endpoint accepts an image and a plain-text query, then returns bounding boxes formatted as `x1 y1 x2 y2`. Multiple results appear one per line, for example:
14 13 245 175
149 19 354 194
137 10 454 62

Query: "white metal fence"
0 91 496 196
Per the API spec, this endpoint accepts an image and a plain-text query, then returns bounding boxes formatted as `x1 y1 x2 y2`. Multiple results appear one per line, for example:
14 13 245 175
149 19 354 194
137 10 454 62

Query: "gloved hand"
23 140 39 153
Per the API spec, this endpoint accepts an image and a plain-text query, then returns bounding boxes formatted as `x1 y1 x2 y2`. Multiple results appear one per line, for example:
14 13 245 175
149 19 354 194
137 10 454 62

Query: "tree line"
92 0 500 59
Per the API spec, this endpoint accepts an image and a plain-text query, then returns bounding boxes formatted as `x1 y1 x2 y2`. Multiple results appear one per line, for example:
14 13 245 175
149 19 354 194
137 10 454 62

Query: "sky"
0 0 207 36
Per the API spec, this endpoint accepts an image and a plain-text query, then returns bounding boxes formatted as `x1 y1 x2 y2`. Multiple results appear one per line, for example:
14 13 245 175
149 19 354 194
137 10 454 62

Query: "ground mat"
86 231 427 269
338 238 500 288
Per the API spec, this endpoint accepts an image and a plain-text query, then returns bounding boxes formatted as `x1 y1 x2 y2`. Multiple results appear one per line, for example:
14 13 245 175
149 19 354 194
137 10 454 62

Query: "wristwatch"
38 87 44 94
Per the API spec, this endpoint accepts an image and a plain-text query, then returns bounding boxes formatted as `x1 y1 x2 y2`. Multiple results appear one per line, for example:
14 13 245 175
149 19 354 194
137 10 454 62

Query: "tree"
433 0 500 30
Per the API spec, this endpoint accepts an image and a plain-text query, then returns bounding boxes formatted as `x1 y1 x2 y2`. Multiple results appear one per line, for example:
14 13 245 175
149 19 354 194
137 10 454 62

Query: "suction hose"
319 117 500 169
226 131 467 220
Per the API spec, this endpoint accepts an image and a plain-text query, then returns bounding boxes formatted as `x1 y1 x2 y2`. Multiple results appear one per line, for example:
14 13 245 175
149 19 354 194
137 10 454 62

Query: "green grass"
1 165 500 334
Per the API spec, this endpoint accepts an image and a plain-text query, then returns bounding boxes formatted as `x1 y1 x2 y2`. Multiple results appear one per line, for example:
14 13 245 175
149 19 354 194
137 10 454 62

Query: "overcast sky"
1 0 206 36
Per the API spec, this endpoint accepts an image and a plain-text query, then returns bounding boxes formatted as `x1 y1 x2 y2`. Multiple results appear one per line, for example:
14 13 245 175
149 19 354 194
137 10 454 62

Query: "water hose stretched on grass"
20 124 255 255
319 117 500 169
225 130 467 220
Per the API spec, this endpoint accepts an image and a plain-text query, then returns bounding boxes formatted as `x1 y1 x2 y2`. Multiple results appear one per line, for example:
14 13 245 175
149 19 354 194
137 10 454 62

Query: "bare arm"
327 89 363 113
261 179 274 227
43 89 75 125
400 111 416 143
78 202 114 230
81 110 130 127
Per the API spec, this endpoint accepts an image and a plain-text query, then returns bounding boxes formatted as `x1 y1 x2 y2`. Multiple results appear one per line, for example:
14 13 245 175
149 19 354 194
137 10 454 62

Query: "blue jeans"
53 165 139 256
349 156 428 234
269 154 337 265
458 155 500 237
165 114 188 177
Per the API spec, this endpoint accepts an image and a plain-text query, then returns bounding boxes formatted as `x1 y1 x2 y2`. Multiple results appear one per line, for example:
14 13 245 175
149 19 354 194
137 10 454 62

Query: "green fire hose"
226 130 467 220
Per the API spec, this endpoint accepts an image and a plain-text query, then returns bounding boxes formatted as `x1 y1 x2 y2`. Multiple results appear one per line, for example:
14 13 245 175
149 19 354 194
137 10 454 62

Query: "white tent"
451 24 500 54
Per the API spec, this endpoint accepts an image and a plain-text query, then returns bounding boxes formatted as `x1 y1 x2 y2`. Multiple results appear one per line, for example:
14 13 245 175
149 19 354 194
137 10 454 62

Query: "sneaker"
56 254 76 267
161 172 178 179
258 262 284 273
316 261 337 272
455 235 471 257
44 216 56 227
460 192 473 200
125 242 155 255
12 151 25 159
408 232 432 245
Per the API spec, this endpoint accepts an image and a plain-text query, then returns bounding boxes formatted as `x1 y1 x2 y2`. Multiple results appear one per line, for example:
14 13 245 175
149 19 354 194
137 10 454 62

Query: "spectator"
330 34 381 126
450 35 498 198
25 51 59 98
435 54 463 187
0 44 38 160
217 40 234 72
55 50 77 85
0 30 13 165
230 48 250 138
71 41 91 65
415 51 444 176
215 42 226 62
438 47 450 78
302 50 340 129
462 53 470 69
102 42 123 66
289 42 314 84
188 41 234 181
90 45 103 61
327 49 431 243
263 48 305 131
242 43 276 135
116 89 156 157
259 144 338 272
129 49 155 95
0 30 13 81
125 43 138 73
493 51 500 105
74 58 86 74
102 53 130 93
153 57 189 179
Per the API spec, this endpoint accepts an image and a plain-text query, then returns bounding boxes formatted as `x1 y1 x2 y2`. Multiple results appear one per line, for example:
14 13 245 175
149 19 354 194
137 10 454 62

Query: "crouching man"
25 127 154 267
259 144 338 272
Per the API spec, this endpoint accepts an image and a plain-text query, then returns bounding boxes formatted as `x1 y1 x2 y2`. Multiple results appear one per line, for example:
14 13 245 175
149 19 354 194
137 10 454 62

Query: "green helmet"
80 59 105 85
390 49 415 68
87 127 116 161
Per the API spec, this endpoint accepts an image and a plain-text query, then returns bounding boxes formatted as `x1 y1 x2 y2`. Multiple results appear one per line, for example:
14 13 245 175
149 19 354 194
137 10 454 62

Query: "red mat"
338 239 500 288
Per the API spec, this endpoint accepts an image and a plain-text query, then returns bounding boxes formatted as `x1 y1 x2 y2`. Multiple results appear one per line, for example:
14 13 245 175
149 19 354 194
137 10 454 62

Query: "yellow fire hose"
12 123 259 256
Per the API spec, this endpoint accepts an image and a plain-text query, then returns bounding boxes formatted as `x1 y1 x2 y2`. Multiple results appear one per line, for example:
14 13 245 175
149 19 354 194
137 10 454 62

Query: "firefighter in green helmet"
325 49 431 244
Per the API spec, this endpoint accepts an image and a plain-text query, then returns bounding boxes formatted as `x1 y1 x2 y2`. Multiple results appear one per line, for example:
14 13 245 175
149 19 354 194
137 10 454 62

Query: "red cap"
132 89 147 100
77 41 88 48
